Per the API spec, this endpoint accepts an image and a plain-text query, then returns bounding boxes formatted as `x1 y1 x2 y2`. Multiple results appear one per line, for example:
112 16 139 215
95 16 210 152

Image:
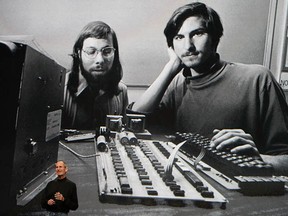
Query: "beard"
79 63 116 92
80 64 107 84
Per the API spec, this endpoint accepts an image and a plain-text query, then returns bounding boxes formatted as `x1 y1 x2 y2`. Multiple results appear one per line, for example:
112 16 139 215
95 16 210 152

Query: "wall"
0 0 270 90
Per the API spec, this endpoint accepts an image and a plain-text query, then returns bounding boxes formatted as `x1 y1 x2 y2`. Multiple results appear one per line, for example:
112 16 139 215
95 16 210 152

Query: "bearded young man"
62 21 128 130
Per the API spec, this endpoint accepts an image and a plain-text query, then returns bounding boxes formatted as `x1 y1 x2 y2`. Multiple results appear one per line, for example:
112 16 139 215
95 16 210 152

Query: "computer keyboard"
173 132 274 179
172 132 287 195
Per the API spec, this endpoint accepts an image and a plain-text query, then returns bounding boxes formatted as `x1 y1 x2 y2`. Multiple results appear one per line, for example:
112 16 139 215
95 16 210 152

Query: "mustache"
181 51 199 58
90 66 104 71
80 63 104 71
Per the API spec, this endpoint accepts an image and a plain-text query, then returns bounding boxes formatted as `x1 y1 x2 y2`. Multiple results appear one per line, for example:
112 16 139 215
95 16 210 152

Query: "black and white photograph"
1 0 288 215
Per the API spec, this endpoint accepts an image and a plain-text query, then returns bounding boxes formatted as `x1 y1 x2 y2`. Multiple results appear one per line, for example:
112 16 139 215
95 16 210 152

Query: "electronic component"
235 176 286 196
173 132 273 177
126 114 152 139
106 115 123 132
173 132 286 195
96 126 111 140
97 135 107 152
117 131 138 145
95 126 111 151
65 132 95 142
95 133 227 206
126 114 146 133
95 129 287 208
118 131 129 145
0 37 65 215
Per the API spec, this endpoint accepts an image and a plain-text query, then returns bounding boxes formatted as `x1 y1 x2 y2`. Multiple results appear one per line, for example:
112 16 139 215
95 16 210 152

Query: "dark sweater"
41 177 78 213
128 59 288 155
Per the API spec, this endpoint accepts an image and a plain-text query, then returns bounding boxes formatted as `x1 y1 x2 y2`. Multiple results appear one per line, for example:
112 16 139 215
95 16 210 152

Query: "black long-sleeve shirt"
41 177 78 213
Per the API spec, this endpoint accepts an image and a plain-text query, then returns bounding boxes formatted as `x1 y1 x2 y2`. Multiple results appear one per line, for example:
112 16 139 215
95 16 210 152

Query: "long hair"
164 2 223 50
68 21 123 96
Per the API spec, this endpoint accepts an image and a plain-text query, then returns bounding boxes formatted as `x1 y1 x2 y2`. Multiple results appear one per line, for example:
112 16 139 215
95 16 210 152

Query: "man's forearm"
132 62 177 113
261 154 288 175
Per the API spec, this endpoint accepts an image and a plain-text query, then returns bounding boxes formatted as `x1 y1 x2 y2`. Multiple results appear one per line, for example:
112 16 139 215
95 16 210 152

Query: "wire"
59 141 98 158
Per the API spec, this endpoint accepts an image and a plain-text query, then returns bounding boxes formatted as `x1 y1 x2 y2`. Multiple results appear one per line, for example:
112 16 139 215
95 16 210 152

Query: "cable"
164 140 206 180
59 141 98 158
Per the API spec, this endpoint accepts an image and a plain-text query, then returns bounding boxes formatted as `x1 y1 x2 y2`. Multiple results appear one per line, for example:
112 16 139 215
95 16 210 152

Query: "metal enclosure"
0 39 66 215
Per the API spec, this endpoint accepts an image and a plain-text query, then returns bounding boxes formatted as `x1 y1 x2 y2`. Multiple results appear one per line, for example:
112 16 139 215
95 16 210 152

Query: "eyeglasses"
82 47 116 59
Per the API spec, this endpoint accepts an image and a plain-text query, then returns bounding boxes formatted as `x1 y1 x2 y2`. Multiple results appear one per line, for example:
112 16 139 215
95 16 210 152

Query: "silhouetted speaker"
0 39 66 215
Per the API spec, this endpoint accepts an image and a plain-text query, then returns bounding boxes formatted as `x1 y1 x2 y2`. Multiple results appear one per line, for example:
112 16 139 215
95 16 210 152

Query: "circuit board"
94 135 228 207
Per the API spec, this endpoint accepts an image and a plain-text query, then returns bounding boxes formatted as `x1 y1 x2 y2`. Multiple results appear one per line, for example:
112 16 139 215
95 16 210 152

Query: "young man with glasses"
129 2 288 175
62 21 128 129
